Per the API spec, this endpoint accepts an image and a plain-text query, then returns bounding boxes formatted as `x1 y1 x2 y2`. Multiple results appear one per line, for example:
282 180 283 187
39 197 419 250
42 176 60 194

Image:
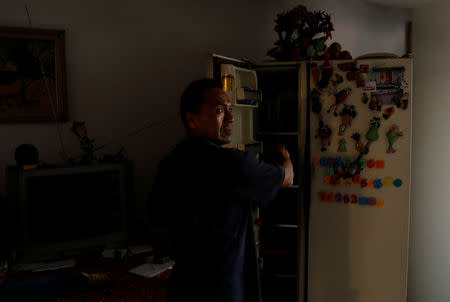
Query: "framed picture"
0 27 67 122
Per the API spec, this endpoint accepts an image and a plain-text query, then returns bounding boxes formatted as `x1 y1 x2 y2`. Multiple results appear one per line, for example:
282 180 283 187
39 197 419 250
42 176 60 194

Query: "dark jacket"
150 137 284 302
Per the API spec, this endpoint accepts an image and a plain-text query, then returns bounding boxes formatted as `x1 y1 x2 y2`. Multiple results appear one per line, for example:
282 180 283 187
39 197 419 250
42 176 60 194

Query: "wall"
409 1 450 301
0 0 409 234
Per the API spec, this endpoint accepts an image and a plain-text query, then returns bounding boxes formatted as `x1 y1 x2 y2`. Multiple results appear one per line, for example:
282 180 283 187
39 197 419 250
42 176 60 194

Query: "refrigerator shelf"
284 184 299 189
258 131 299 136
271 274 297 279
233 103 258 108
273 224 298 229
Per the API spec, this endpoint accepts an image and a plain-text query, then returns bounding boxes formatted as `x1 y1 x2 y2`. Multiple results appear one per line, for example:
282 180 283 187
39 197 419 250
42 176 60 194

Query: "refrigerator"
207 54 412 302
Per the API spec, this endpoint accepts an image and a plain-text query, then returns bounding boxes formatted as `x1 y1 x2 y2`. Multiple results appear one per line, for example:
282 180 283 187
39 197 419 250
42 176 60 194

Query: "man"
150 78 294 302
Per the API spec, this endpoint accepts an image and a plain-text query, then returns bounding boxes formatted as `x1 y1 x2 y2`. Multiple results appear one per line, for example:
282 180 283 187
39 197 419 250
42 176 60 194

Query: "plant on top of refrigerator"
266 5 352 61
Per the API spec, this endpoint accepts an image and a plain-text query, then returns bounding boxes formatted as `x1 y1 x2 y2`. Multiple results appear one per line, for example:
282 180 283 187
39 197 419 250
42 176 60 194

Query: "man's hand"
276 143 294 188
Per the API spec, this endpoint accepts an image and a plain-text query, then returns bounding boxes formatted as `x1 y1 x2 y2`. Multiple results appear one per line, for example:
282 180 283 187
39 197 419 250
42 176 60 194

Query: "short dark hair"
180 78 222 129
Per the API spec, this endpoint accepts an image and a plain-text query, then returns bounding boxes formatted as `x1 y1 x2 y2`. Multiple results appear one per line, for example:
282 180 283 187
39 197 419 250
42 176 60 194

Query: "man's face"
187 88 234 145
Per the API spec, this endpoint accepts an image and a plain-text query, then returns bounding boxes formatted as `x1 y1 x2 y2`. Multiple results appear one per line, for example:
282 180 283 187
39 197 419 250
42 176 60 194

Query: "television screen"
26 171 123 244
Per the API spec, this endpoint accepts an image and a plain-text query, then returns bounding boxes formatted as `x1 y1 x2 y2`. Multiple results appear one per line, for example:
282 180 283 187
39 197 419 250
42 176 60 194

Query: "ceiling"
364 0 442 8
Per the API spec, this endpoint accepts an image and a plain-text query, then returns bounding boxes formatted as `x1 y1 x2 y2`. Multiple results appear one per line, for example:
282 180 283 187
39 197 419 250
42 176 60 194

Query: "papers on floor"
128 260 174 278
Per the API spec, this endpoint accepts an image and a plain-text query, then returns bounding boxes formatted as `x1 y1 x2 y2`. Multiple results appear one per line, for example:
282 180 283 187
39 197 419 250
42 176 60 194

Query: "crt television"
5 162 135 264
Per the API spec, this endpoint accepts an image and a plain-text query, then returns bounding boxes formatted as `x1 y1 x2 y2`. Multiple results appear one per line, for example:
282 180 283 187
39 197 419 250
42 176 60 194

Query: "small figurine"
366 117 381 142
338 104 357 135
331 74 344 86
369 94 382 111
338 138 346 152
382 106 395 120
400 92 409 110
362 92 369 104
72 121 96 164
316 121 332 152
351 133 365 154
318 69 333 89
386 125 403 153
327 88 351 116
392 92 403 108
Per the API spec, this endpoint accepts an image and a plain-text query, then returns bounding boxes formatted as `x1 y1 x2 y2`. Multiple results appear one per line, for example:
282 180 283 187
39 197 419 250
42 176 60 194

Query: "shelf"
272 274 297 279
260 248 296 255
273 224 298 229
283 184 299 189
258 132 298 136
234 103 258 108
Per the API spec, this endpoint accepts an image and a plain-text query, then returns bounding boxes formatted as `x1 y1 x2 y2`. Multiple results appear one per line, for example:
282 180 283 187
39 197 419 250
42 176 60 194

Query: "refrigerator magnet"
360 64 369 73
338 138 347 152
366 117 381 142
343 157 352 168
328 88 351 116
386 125 404 153
318 69 333 89
366 159 376 168
375 160 385 169
362 92 369 104
368 197 377 205
376 200 385 208
360 178 368 187
344 177 353 186
313 156 320 166
335 157 342 168
362 81 377 93
359 158 367 169
331 74 344 86
359 197 368 205
374 179 383 189
382 106 395 120
320 157 328 166
400 92 409 110
394 179 403 187
338 105 357 135
384 177 394 186
316 121 332 152
351 133 365 154
326 167 335 176
318 192 327 201
328 157 335 166
368 94 382 111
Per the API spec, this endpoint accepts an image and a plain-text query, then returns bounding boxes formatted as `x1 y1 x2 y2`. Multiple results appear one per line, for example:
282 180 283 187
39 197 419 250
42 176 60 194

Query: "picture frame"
0 26 67 122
